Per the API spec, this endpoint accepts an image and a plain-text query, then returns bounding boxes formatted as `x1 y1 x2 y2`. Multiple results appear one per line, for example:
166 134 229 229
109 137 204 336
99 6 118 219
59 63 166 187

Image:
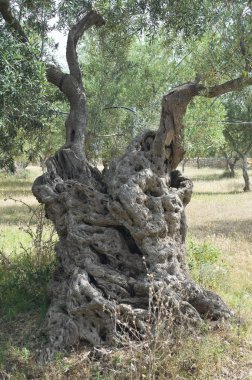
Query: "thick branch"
46 12 105 158
153 77 252 171
66 11 105 86
202 76 252 98
49 11 105 158
0 0 28 43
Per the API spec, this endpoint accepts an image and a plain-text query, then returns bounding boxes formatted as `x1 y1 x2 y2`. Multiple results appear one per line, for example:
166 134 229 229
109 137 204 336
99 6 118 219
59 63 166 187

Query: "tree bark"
3 4 252 362
224 153 239 177
242 154 250 191
181 157 188 172
197 157 201 169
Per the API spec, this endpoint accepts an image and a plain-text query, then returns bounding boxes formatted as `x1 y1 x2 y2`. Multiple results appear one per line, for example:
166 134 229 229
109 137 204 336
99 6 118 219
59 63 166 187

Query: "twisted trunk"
32 81 234 360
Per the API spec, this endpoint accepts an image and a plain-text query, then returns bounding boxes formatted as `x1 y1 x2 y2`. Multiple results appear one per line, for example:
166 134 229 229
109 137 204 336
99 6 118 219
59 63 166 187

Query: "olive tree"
1 0 252 361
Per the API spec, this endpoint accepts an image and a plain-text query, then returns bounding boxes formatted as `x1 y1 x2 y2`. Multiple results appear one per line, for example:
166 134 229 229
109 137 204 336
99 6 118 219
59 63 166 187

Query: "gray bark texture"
33 132 231 361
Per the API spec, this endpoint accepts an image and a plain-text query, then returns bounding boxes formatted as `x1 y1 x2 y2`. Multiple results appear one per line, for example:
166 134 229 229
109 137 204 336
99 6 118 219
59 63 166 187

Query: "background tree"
0 0 65 171
220 141 240 177
223 90 252 191
82 33 176 162
183 97 226 168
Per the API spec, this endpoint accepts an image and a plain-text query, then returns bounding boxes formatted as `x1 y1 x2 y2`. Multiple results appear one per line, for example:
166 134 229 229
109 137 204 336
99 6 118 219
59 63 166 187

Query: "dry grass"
185 167 252 309
0 165 252 379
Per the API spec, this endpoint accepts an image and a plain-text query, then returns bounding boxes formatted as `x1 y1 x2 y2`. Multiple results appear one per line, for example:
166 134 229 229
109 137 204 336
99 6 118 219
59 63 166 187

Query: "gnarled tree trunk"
3 3 252 362
31 13 239 360
32 14 252 361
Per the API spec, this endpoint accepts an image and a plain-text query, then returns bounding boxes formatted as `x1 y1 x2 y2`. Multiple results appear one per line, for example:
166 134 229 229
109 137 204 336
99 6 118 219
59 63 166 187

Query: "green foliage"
184 97 226 159
1 0 252 165
82 33 173 161
0 2 65 170
223 89 252 157
0 34 49 168
187 237 228 289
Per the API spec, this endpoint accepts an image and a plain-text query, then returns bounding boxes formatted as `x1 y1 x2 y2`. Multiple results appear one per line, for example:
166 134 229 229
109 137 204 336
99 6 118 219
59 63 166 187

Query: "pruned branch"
0 0 28 43
46 65 66 90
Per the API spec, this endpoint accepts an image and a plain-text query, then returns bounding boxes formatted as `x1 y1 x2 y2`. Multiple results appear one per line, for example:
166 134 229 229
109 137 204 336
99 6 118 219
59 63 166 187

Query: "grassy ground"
0 166 41 254
0 166 251 379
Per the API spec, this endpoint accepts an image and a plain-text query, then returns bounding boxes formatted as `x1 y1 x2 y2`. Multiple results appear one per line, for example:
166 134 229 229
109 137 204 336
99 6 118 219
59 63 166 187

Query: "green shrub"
187 237 228 289
0 250 55 319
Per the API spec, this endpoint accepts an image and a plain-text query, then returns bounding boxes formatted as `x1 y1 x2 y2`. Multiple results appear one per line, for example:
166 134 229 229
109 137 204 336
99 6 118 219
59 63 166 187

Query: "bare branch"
0 0 28 43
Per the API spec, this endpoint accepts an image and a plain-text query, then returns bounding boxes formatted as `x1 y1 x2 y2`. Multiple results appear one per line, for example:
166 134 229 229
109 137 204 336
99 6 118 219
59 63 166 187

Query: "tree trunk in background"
242 154 250 191
227 155 239 177
197 157 200 169
181 157 188 172
227 158 236 178
228 161 236 177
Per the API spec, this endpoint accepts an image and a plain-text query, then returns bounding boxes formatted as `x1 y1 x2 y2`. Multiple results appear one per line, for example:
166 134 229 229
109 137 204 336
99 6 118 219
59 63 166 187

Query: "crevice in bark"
114 225 143 256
